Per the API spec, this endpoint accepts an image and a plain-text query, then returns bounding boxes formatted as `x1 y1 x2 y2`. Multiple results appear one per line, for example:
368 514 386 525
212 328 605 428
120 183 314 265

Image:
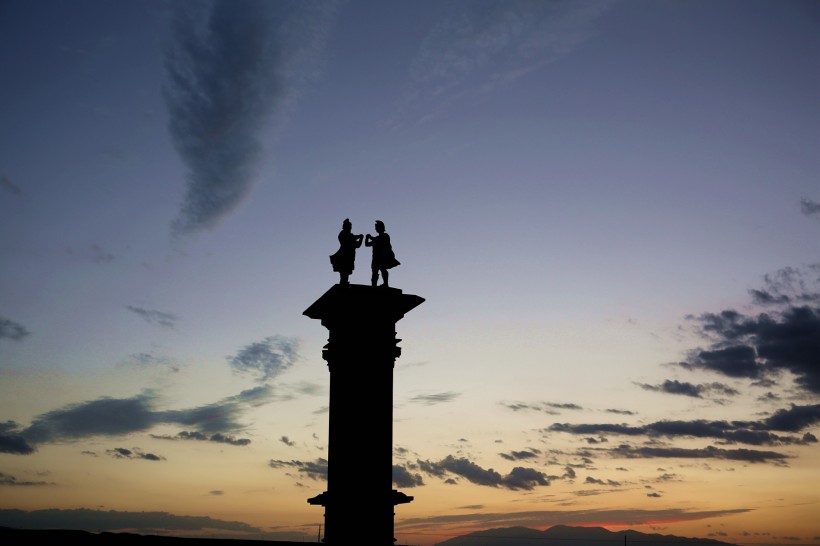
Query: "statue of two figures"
329 219 400 287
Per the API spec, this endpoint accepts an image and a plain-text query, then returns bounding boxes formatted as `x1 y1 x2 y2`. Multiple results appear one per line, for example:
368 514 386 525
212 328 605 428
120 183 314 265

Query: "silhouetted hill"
0 524 739 546
433 525 738 546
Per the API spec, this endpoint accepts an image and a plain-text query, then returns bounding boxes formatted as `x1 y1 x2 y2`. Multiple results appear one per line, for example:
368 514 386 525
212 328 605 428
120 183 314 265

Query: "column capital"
304 284 424 327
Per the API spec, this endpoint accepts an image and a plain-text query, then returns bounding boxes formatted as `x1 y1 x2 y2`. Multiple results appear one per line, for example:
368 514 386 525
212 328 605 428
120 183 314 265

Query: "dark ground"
0 527 314 545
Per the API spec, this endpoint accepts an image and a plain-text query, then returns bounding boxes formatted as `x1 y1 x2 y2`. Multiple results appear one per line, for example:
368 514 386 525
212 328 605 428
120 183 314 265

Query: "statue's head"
375 220 385 232
342 218 352 230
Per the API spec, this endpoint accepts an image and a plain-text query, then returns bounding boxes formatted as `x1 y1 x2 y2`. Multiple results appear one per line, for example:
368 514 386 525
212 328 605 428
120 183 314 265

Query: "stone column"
304 284 424 545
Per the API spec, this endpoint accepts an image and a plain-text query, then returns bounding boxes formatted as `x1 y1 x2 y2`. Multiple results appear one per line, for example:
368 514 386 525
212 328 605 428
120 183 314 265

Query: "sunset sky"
1 1 818 545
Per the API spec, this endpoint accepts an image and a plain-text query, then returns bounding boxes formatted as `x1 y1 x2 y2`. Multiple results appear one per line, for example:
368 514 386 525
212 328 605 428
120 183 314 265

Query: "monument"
305 221 423 544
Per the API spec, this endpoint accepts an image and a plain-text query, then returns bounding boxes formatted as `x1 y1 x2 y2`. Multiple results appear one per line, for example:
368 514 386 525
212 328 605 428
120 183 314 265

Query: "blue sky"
1 1 818 545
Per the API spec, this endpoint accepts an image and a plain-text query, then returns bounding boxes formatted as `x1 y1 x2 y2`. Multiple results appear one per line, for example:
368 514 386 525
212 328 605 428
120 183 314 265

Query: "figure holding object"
365 220 400 287
329 218 363 285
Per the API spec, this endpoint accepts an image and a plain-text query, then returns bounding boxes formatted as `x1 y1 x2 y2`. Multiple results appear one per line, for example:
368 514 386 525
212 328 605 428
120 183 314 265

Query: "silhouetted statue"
329 218 363 285
365 220 400 287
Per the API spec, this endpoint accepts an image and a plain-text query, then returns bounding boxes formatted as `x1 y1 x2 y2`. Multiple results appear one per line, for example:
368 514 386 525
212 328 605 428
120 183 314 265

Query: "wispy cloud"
501 401 554 413
163 0 341 239
126 306 179 329
391 0 615 127
228 335 300 383
0 317 30 341
501 400 584 414
122 352 179 372
151 430 251 446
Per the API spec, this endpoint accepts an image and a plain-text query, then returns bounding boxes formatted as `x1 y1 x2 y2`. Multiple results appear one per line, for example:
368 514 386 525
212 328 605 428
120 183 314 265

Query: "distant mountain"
432 524 738 546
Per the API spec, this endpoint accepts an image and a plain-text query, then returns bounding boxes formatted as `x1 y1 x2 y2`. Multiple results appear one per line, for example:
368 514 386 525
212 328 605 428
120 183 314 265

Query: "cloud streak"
637 379 739 399
500 400 584 414
409 391 461 405
392 0 615 127
608 444 790 464
126 306 178 329
163 0 340 239
1 386 276 454
548 404 819 449
151 430 251 446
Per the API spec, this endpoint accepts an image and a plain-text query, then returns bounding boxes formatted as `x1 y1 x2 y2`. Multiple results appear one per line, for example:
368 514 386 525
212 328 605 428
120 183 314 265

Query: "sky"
0 0 818 545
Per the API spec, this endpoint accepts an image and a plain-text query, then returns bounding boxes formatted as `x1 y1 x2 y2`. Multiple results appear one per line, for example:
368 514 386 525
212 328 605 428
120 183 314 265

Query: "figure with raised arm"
365 220 400 287
329 218 363 285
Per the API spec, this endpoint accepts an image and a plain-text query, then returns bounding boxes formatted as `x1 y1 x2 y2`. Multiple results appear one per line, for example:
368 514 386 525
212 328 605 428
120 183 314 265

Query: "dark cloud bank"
681 265 820 393
546 266 820 465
